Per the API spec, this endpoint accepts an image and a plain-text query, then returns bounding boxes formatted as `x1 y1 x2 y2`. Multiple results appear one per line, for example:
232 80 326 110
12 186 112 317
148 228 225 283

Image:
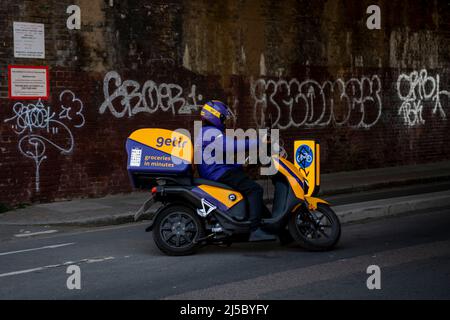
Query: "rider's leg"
217 169 264 230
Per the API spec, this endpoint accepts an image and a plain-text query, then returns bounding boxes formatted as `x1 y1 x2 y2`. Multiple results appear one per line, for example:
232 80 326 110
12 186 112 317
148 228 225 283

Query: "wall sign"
8 65 49 100
13 22 45 59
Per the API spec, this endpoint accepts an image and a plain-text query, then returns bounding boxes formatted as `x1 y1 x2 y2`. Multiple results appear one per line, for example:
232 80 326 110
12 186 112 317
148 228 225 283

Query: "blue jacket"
194 125 259 181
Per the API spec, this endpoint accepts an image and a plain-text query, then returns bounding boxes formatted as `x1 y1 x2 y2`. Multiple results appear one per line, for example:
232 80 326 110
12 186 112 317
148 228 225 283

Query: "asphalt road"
0 207 449 299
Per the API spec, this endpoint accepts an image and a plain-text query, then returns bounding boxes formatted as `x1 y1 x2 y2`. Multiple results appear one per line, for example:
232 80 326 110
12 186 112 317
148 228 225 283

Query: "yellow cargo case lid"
128 128 193 164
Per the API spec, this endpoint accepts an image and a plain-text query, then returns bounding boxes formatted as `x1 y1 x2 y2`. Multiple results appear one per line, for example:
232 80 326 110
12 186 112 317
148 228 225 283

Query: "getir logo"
156 136 188 148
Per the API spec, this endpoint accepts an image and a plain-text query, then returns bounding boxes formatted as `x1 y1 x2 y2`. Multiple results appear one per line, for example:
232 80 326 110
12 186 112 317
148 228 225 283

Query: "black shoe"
248 228 277 242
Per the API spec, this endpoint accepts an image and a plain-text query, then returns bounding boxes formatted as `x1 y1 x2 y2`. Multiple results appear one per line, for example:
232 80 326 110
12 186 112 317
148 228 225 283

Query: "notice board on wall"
13 22 45 59
8 65 49 100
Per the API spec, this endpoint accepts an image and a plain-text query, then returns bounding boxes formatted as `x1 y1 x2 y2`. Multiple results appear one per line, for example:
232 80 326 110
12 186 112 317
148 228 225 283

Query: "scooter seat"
192 178 235 190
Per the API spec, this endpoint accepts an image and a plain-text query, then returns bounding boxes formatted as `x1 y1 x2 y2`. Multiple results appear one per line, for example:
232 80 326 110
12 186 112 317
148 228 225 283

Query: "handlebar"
243 138 287 167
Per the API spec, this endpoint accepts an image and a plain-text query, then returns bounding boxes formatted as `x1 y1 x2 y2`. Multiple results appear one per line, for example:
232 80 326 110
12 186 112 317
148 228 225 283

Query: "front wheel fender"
305 196 329 211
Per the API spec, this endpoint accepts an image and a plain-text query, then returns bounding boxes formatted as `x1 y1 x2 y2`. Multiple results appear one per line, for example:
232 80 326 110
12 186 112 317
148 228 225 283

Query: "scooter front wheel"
153 205 205 256
288 203 341 251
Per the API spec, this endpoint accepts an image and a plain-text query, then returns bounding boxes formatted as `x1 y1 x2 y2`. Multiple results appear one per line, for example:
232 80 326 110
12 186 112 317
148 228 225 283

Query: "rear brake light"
151 187 157 194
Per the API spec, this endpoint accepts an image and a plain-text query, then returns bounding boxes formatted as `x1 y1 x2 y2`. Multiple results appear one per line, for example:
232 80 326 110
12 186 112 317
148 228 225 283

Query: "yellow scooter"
128 129 341 256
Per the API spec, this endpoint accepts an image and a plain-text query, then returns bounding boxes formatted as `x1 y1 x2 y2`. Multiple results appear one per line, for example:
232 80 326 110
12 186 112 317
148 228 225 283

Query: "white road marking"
86 257 114 263
0 256 116 278
14 230 59 238
2 221 147 242
0 267 45 278
0 243 75 257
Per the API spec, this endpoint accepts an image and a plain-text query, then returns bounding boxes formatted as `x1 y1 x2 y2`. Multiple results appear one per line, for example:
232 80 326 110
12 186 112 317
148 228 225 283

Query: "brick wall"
1 0 449 206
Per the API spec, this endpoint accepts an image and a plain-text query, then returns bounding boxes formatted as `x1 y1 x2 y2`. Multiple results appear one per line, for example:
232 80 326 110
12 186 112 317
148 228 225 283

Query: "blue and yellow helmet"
200 100 231 130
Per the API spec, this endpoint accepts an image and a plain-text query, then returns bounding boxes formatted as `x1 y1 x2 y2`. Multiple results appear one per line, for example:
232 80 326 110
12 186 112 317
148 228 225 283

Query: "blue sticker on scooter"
296 145 313 169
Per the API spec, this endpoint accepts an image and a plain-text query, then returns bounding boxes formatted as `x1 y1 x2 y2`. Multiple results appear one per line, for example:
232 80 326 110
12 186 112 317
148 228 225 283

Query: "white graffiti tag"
251 76 382 129
4 91 85 192
99 71 204 118
397 69 450 127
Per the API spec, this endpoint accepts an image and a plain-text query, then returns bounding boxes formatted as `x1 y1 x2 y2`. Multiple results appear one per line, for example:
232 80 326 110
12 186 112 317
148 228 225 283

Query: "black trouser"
218 169 264 230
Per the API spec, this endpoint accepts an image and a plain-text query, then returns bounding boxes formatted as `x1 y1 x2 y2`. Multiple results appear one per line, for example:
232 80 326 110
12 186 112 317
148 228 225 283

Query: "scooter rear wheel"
288 203 341 251
153 205 205 256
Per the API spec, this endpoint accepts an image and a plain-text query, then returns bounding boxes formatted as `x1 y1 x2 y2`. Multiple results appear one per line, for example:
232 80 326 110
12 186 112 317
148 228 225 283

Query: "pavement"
0 206 449 299
1 160 450 227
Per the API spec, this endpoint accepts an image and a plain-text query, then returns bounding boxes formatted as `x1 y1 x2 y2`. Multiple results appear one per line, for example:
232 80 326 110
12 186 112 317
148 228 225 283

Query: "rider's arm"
216 134 259 153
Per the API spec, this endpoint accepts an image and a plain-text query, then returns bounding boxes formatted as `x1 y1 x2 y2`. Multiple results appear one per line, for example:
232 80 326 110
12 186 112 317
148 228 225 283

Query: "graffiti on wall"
4 90 85 192
251 75 382 130
396 69 450 127
98 70 449 130
99 71 205 118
